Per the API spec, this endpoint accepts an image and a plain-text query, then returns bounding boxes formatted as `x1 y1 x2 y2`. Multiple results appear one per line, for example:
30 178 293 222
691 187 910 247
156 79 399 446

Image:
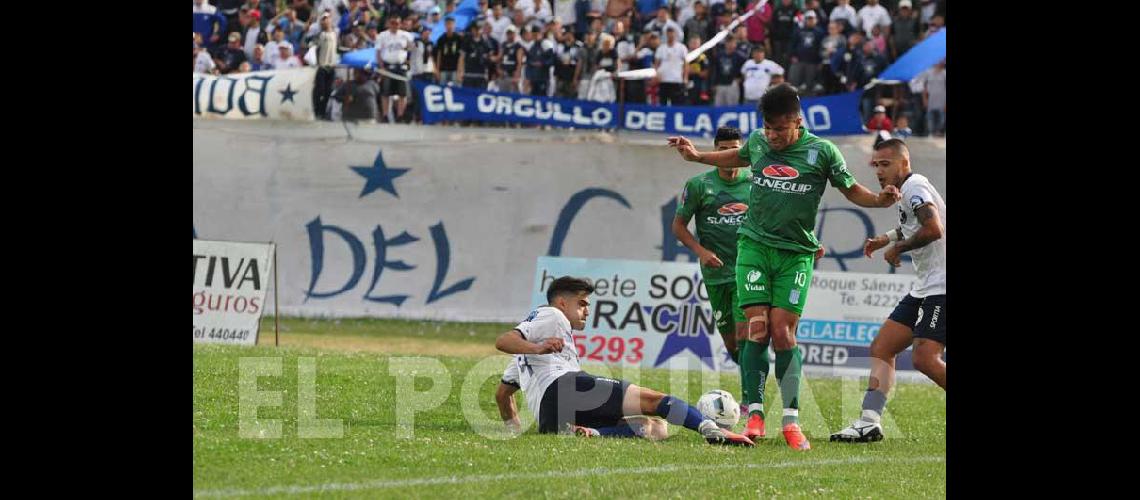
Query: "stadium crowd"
194 0 946 136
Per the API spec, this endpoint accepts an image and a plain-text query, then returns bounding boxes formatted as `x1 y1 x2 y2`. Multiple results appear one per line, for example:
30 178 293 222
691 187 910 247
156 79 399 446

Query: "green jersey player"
668 84 900 450
673 126 826 419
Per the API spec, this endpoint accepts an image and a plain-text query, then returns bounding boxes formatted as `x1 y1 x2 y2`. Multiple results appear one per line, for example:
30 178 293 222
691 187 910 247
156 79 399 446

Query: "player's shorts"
381 64 408 96
538 371 630 434
887 294 947 346
706 281 745 337
735 237 815 316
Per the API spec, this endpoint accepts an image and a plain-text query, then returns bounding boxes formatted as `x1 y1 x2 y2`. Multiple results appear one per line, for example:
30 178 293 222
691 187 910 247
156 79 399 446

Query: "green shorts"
705 281 745 338
735 237 815 316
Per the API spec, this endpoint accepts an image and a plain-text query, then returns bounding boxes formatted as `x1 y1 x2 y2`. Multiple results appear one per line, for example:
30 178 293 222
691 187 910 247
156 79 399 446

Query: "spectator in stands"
633 32 659 104
248 44 269 70
265 29 285 67
848 40 886 118
313 12 340 120
292 0 314 23
217 0 246 39
870 24 887 55
237 61 253 73
893 115 913 138
769 0 798 67
211 32 249 74
740 45 783 106
525 26 555 96
194 41 218 74
922 59 945 136
489 4 513 43
363 22 380 47
800 0 827 28
554 27 584 98
411 26 437 85
742 0 772 55
241 8 268 60
340 21 367 54
388 0 413 25
683 2 711 44
636 0 667 30
857 0 891 39
332 68 381 123
866 105 893 132
820 20 846 94
673 0 695 27
459 22 497 90
655 27 688 106
194 1 228 47
890 0 920 60
828 0 857 36
644 7 683 40
613 21 637 73
587 35 618 103
274 42 304 69
919 0 939 28
496 26 525 93
377 15 414 122
247 0 275 28
435 17 463 86
606 0 635 27
712 36 744 106
789 10 824 96
578 31 600 98
732 26 752 61
686 36 711 105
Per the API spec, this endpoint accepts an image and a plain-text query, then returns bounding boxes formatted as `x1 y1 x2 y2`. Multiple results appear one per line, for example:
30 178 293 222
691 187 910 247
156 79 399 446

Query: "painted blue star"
653 273 715 369
350 150 409 199
279 83 297 104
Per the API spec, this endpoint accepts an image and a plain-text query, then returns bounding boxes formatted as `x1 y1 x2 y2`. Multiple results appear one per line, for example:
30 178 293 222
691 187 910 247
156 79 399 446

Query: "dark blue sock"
655 395 706 432
595 423 638 438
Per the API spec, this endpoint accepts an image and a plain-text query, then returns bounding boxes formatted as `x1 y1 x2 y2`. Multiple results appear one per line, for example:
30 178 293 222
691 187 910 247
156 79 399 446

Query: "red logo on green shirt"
762 165 800 180
717 202 748 215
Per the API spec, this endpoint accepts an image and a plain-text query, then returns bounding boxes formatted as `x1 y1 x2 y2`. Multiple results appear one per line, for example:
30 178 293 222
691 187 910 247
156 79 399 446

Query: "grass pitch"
193 317 945 498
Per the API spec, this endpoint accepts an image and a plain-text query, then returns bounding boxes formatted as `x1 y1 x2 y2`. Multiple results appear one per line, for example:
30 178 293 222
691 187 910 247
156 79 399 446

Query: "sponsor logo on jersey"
747 270 762 283
789 289 800 305
806 149 819 166
717 202 748 216
756 164 812 194
745 284 766 292
762 165 800 180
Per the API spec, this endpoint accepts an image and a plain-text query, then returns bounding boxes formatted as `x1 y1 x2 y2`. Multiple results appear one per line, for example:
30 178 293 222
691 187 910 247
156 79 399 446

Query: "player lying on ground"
672 125 826 414
495 362 669 440
494 276 754 446
668 83 901 450
831 138 946 443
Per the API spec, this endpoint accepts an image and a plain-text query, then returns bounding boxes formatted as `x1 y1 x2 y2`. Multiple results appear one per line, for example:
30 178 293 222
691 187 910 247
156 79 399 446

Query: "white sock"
861 409 882 424
748 403 764 416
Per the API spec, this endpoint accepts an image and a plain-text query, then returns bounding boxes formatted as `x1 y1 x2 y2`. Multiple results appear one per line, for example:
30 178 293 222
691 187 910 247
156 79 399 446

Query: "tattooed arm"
884 203 944 267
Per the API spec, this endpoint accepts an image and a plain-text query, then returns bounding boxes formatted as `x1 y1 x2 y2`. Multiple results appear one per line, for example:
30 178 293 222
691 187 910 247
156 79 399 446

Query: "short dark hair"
714 126 742 144
873 137 910 156
759 83 801 121
546 276 595 304
751 44 765 53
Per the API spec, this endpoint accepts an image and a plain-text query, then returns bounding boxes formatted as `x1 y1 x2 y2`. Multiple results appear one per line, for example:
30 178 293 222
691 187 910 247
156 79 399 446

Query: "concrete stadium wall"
193 120 946 322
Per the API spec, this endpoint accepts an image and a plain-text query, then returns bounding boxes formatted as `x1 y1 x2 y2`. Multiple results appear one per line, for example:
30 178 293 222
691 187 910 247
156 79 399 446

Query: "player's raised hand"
864 235 890 258
534 337 565 354
877 185 901 206
883 245 903 267
667 136 701 162
698 249 724 268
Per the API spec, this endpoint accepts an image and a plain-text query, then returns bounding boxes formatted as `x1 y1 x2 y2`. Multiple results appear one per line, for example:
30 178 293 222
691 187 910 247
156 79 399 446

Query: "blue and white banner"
531 257 922 375
193 68 315 121
414 81 866 136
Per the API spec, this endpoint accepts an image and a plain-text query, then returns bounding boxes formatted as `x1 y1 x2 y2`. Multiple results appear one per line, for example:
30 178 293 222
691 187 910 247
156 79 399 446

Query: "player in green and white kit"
668 84 900 450
672 127 752 365
673 126 828 419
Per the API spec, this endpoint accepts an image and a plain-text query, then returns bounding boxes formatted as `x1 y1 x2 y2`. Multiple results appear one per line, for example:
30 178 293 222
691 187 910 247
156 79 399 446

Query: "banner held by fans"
193 68 315 121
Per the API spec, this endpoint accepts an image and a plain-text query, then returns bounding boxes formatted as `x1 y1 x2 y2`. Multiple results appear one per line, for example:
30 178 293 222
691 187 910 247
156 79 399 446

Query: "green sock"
740 340 770 419
775 347 803 425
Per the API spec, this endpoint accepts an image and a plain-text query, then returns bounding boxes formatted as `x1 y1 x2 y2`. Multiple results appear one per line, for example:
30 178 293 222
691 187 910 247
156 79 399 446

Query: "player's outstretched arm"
837 182 901 208
667 136 749 169
494 383 522 432
495 330 563 354
885 204 944 266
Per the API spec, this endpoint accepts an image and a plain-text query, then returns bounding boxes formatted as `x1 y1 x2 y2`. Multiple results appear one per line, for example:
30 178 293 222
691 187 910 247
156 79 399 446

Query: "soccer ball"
696 389 741 429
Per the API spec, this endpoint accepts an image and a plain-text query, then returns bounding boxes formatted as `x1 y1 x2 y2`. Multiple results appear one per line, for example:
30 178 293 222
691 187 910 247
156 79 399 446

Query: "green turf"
194 321 945 498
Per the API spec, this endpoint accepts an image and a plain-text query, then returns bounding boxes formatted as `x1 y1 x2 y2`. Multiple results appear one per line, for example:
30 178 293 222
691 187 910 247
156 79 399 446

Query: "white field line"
195 454 944 498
